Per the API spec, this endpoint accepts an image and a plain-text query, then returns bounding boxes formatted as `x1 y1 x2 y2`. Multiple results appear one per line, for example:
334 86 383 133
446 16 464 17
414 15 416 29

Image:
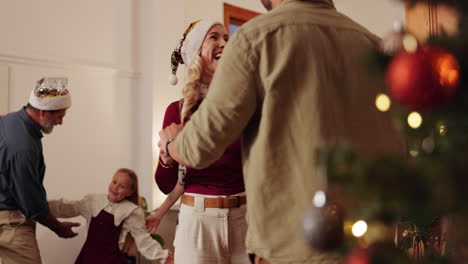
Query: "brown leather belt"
182 194 246 208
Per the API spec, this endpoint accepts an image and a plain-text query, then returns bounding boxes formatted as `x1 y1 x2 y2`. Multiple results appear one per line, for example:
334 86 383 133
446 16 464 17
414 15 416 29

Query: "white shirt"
49 194 168 261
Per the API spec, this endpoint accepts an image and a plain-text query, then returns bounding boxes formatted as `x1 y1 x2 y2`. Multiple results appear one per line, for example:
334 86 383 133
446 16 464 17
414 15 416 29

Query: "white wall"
334 0 405 37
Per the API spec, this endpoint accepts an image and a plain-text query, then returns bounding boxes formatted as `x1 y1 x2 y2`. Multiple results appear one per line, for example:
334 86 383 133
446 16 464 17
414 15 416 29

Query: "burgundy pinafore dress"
75 210 127 264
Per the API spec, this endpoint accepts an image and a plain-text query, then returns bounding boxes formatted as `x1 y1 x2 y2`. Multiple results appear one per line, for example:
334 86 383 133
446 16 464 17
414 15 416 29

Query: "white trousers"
174 193 249 264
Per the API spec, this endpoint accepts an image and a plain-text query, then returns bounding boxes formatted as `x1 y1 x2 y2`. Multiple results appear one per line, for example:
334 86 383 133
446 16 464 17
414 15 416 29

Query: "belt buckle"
225 196 241 208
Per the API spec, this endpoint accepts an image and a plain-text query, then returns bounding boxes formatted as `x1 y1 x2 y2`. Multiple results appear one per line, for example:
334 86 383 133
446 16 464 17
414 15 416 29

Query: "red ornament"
345 243 411 264
385 46 460 109
345 247 371 264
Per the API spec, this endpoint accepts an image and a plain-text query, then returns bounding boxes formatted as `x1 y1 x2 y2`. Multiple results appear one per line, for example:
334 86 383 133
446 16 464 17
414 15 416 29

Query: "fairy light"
375 93 391 112
410 149 419 157
407 112 423 129
436 121 447 136
436 53 460 89
403 34 418 53
313 190 326 208
352 220 368 237
439 125 446 135
422 136 435 154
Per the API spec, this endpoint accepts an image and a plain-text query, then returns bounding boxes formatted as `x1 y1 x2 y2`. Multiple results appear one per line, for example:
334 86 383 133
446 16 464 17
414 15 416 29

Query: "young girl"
49 168 173 264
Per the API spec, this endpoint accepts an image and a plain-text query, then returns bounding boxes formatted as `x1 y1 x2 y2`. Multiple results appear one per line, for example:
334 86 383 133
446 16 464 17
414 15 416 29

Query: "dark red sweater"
155 100 245 195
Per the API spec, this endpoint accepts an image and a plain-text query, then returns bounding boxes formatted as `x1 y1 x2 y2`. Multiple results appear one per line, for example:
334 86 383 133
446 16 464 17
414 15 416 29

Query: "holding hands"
165 250 174 264
158 123 184 157
145 212 163 234
55 221 81 238
39 212 80 239
146 212 174 264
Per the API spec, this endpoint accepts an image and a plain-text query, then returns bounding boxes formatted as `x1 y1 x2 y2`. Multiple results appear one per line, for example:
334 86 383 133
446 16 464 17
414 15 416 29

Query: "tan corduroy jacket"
175 0 404 263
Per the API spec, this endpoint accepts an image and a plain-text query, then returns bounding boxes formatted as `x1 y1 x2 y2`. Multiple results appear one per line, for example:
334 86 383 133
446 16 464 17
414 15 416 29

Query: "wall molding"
0 53 140 79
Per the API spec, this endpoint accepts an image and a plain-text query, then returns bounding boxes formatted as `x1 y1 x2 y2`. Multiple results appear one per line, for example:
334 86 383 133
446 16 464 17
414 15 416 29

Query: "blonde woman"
147 20 248 264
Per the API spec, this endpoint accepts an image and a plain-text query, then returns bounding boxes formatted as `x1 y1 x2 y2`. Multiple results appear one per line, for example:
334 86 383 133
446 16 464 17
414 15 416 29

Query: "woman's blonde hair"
181 54 204 124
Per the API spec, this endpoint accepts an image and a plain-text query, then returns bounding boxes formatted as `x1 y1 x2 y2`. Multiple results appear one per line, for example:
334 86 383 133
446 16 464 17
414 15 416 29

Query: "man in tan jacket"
159 0 403 263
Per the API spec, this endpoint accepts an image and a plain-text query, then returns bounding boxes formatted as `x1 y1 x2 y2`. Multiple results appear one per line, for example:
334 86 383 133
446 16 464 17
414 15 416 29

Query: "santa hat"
169 19 223 85
28 77 71 110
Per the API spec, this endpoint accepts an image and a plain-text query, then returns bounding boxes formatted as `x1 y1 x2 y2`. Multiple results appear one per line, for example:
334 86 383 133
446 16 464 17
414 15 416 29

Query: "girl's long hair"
117 168 140 256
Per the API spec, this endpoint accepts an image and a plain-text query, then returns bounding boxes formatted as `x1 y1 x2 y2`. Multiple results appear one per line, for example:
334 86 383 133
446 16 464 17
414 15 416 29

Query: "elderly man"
0 78 80 264
159 0 403 263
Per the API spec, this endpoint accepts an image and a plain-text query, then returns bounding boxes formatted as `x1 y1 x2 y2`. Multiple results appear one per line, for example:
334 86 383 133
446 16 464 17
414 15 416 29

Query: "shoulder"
225 8 288 54
238 2 377 43
2 117 35 155
233 6 287 40
162 100 183 125
10 145 41 164
166 100 183 113
129 206 145 217
115 200 140 225
119 199 139 212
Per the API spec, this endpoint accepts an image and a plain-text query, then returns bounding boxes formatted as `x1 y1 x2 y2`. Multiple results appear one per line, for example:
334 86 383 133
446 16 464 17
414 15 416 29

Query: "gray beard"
40 120 54 134
41 126 54 134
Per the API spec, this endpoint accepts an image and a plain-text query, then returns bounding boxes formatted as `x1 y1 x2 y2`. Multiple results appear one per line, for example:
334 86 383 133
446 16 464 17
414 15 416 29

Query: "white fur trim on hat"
29 90 71 110
169 74 178 85
29 77 71 110
181 19 222 67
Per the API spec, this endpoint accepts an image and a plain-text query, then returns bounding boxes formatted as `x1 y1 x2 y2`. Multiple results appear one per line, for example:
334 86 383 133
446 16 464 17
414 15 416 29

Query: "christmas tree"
302 1 468 263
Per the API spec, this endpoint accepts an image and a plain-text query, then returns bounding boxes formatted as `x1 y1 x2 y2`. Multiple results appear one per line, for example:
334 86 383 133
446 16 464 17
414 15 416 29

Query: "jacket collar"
281 0 335 9
18 107 43 139
91 194 138 226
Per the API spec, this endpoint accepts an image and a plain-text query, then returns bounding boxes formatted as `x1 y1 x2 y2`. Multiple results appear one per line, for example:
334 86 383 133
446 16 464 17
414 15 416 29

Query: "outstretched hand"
164 250 174 264
55 221 80 238
145 213 162 234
